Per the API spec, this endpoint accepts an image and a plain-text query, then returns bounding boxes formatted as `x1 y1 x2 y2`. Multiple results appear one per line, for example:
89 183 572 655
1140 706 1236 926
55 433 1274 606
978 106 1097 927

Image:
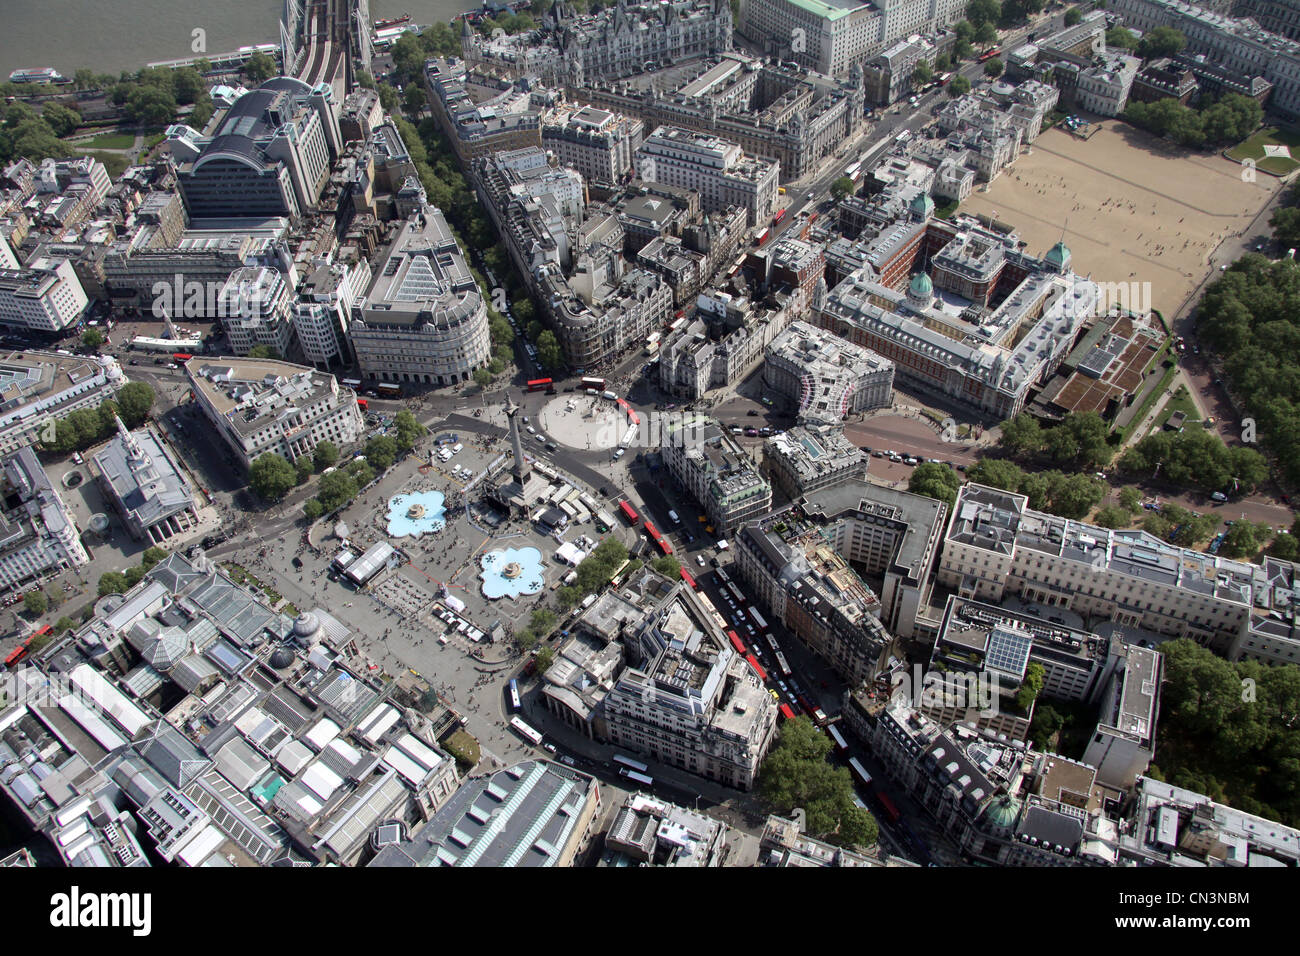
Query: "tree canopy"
249 453 296 502
908 461 962 508
759 716 879 847
966 459 1107 518
1118 425 1269 493
1154 639 1300 827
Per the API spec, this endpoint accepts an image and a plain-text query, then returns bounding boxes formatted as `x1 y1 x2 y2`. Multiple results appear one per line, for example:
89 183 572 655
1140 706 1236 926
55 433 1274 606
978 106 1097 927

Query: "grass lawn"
1226 126 1300 176
1153 384 1200 432
77 130 135 150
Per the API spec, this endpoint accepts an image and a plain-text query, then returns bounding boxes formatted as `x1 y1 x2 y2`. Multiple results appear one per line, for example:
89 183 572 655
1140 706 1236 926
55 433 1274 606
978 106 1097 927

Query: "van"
668 510 680 524
602 390 617 400
451 442 463 454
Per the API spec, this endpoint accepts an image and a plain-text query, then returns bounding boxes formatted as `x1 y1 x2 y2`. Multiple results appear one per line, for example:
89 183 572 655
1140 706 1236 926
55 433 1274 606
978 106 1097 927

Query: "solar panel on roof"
986 627 1033 680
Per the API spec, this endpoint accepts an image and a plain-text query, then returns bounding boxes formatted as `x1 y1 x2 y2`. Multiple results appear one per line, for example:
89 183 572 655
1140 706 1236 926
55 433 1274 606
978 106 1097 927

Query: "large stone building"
636 126 780 229
733 511 896 684
218 266 298 358
423 58 543 167
92 419 198 545
349 206 491 386
186 357 365 471
662 418 772 533
797 479 948 640
813 209 1096 420
0 350 125 456
0 257 88 332
0 446 89 592
740 0 967 76
572 53 867 182
463 0 734 83
764 423 870 501
764 320 895 422
541 105 644 188
939 483 1300 666
171 77 341 219
1109 0 1300 115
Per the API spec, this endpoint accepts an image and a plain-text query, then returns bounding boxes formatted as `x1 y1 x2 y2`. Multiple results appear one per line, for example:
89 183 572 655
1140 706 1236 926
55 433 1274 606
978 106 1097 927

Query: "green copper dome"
1045 240 1070 269
910 191 935 218
908 271 933 299
983 793 1021 829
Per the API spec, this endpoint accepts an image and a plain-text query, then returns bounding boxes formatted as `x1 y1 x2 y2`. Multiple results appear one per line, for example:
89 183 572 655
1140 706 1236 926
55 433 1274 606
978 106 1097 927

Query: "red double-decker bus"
745 653 768 683
727 630 746 655
680 568 698 590
526 378 553 392
779 702 797 721
172 353 193 362
978 46 1001 61
618 500 639 525
876 791 902 824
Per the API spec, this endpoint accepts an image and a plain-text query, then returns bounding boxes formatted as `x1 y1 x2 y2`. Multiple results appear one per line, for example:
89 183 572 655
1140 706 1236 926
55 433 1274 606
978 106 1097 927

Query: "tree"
759 717 872 842
531 608 558 635
74 69 98 91
967 0 1000 26
1029 703 1066 748
836 804 880 848
966 457 1024 490
355 70 376 90
304 498 325 521
295 456 314 485
1106 26 1139 50
534 646 556 673
249 453 296 502
954 37 975 60
115 382 154 427
378 83 400 113
141 546 168 568
908 462 962 508
998 413 1042 456
23 591 48 616
1065 7 1083 25
954 19 975 41
347 459 374 487
1014 661 1045 712
473 367 493 388
98 572 129 596
318 471 359 512
1094 505 1132 529
313 441 339 471
1118 485 1142 512
652 555 681 578
1268 532 1299 561
54 616 76 635
913 61 934 87
393 410 425 453
244 52 277 84
404 84 428 115
124 85 177 126
246 345 281 360
81 328 105 350
831 176 856 200
1220 521 1269 559
1138 26 1186 59
948 74 972 96
124 565 146 588
537 329 563 370
983 56 1004 78
365 435 398 470
172 68 205 105
41 102 80 138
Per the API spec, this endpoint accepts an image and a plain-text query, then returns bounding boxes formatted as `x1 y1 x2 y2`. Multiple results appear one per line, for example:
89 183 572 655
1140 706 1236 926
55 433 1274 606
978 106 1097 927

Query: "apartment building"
0 446 89 591
636 126 779 229
541 105 644 187
0 257 88 332
662 418 771 533
423 58 542 167
797 479 947 640
764 423 870 501
733 512 896 683
187 357 365 471
349 206 491 386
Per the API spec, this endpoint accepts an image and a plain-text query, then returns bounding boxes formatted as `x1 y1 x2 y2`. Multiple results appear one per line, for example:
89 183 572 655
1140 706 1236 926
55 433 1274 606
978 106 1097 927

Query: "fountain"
386 492 447 537
479 547 544 599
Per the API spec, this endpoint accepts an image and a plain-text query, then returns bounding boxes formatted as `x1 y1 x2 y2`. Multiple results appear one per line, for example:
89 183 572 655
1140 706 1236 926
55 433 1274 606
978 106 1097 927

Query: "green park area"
1226 126 1300 176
